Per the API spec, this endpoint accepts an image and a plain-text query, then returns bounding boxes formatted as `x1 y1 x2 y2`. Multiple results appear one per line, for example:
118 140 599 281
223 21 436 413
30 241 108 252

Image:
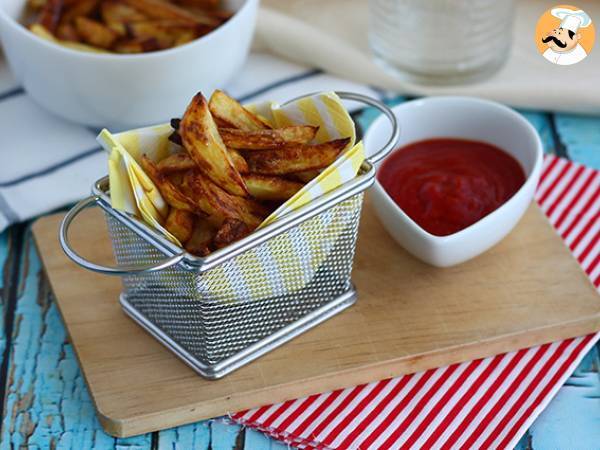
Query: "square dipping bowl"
363 96 544 267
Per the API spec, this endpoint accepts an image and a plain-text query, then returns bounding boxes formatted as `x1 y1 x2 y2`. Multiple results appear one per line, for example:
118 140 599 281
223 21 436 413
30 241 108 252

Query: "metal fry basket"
59 92 399 379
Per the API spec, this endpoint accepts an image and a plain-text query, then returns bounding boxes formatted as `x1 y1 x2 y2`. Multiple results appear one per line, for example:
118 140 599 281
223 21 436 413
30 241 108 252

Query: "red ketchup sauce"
378 138 526 236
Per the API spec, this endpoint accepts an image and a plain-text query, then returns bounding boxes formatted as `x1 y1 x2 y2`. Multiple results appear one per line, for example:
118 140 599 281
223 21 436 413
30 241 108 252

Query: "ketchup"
378 138 526 236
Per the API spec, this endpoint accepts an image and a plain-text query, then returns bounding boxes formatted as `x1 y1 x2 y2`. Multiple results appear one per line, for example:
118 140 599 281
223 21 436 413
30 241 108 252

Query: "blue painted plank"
554 113 600 169
210 420 241 450
519 111 555 155
244 428 291 450
528 345 600 449
0 231 152 450
0 230 12 359
157 421 210 450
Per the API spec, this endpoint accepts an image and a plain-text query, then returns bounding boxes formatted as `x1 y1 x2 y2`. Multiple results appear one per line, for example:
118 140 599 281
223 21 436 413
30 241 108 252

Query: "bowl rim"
0 0 255 60
366 96 544 243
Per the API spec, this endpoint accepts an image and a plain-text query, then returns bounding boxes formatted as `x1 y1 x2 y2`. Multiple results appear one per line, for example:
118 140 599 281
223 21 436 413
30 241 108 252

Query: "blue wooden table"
0 101 599 450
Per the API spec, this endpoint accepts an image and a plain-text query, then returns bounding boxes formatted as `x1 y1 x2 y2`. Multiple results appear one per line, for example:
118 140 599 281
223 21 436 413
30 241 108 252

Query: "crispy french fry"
208 90 271 131
157 152 196 173
101 1 148 35
244 174 303 201
213 219 251 249
181 171 262 227
125 21 176 48
61 0 99 24
121 0 207 25
180 92 248 196
184 219 215 256
37 0 63 32
174 0 219 8
245 138 350 175
158 149 247 174
291 169 321 183
30 23 109 52
56 22 79 41
165 208 194 243
74 16 118 49
113 36 162 53
140 155 205 214
218 125 318 150
228 149 249 174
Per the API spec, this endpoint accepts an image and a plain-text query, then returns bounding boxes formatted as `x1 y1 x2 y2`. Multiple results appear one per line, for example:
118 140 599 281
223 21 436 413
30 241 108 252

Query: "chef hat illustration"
551 8 592 33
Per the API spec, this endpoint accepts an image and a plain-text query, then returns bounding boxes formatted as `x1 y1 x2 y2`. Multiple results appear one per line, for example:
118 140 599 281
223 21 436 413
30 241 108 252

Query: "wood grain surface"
30 193 600 437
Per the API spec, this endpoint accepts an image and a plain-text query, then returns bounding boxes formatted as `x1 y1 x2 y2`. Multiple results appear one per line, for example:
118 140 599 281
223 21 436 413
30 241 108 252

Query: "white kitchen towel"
0 53 379 232
255 0 600 114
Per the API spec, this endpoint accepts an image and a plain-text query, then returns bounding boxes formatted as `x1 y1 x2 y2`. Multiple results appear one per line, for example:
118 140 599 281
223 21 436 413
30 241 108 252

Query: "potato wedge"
179 92 247 196
74 16 118 49
140 155 204 214
56 22 79 41
61 0 99 24
101 1 148 35
184 219 215 256
165 208 194 243
157 152 196 173
181 171 261 228
37 0 63 32
228 149 249 174
113 36 161 53
219 125 318 150
213 219 251 249
291 169 321 183
208 90 271 131
122 0 206 25
244 174 303 201
245 138 350 175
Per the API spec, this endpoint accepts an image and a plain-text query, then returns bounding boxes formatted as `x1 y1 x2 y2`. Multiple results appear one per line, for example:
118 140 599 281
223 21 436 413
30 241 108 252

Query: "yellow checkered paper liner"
98 92 365 301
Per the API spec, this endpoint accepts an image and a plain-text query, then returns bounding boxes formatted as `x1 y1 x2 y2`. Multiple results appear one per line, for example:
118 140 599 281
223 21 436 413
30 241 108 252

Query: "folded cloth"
229 154 600 449
255 0 600 114
0 53 379 232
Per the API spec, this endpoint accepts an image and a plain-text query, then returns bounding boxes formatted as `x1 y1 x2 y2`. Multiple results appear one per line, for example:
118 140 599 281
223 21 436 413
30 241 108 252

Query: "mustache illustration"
542 35 567 48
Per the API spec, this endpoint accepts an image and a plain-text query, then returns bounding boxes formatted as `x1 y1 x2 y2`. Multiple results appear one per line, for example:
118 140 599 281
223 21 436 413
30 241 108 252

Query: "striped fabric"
230 154 600 450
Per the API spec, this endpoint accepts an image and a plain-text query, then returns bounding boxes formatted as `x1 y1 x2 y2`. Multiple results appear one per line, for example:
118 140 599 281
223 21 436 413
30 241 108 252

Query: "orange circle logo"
535 4 595 65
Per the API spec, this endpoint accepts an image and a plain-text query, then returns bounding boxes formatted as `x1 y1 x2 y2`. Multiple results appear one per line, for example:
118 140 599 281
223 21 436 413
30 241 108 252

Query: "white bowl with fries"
0 0 258 128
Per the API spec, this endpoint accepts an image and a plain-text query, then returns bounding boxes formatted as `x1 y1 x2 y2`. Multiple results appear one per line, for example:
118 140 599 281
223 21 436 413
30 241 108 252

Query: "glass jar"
369 0 515 84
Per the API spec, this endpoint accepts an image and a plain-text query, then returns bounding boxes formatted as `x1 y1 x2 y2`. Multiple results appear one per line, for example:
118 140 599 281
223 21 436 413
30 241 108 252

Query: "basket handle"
59 195 185 275
335 91 400 164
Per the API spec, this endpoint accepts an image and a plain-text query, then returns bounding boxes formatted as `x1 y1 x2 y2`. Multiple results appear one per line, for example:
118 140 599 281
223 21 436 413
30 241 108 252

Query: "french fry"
291 169 321 183
140 155 205 214
157 152 196 173
179 92 248 196
165 208 194 243
101 1 148 35
61 0 99 24
245 138 350 175
184 219 215 256
213 219 251 249
244 174 303 201
158 149 247 175
30 23 109 52
181 171 262 228
113 36 161 53
74 16 118 49
174 0 219 8
56 22 79 41
121 0 209 25
37 0 63 32
125 21 176 49
208 90 271 131
219 125 319 150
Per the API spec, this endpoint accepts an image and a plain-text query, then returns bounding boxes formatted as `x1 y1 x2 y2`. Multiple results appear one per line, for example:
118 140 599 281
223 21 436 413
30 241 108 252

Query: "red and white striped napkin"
230 155 600 449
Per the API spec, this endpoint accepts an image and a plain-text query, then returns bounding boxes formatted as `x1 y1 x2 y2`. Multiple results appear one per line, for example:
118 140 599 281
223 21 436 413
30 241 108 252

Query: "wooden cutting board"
32 198 600 438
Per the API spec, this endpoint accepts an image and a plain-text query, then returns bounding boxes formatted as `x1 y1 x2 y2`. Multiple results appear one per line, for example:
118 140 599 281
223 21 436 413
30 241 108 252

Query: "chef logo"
535 5 595 65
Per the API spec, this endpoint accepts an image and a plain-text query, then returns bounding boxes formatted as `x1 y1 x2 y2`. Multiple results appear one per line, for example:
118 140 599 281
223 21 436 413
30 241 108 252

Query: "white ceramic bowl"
364 96 543 267
0 0 258 129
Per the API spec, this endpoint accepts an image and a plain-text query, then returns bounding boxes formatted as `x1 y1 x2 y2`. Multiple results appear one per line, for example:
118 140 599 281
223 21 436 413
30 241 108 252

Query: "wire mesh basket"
59 92 399 379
